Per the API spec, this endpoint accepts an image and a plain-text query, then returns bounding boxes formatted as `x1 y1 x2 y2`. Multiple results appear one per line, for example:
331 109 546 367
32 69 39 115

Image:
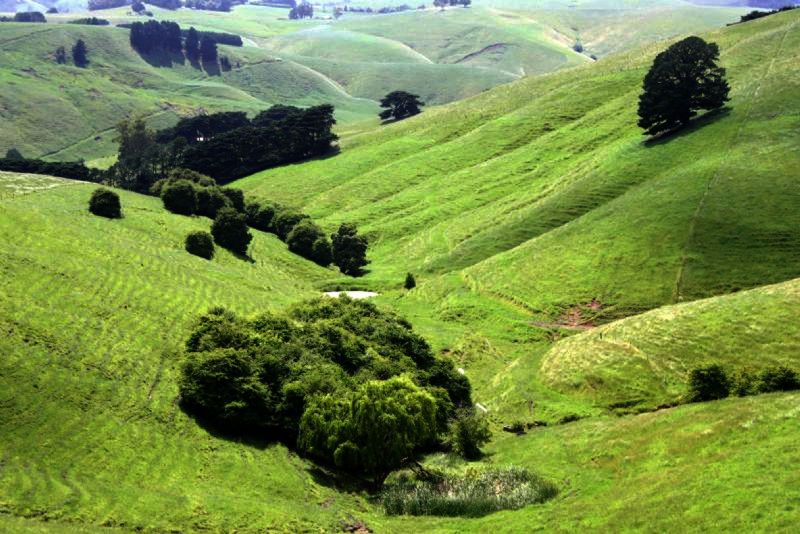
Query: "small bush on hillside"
273 210 309 241
446 409 491 460
245 201 278 233
185 231 215 259
381 467 557 517
197 187 232 219
687 364 729 402
88 188 121 219
211 207 252 255
161 180 198 215
756 366 800 393
405 272 416 290
287 219 331 266
221 188 245 212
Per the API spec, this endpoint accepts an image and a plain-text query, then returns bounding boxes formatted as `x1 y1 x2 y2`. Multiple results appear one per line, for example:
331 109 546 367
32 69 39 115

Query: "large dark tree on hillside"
72 39 88 67
379 91 425 122
200 36 218 64
637 36 730 136
185 27 201 62
331 223 369 276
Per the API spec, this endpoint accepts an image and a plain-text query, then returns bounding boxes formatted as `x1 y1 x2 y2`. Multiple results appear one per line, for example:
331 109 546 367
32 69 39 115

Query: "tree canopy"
637 36 730 136
379 91 425 122
331 223 369 276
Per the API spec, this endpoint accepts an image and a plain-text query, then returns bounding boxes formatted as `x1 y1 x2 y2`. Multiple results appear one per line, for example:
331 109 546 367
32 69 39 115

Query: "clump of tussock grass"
381 466 558 517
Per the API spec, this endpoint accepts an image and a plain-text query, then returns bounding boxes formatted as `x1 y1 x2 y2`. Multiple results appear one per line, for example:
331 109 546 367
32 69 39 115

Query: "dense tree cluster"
182 28 242 47
434 0 471 8
129 20 183 55
638 36 729 136
380 91 425 122
174 105 338 183
289 1 313 19
211 208 252 255
68 17 110 25
179 298 471 484
688 363 800 403
0 155 102 183
1 12 47 22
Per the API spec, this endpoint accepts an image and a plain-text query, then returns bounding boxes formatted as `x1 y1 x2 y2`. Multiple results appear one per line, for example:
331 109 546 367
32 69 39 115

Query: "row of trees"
1 12 47 22
688 364 800 403
179 298 476 487
153 168 368 272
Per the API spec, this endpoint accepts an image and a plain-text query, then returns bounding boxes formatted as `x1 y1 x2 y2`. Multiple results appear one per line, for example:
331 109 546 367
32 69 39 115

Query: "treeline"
153 167 367 271
179 298 473 486
735 5 796 24
1 12 46 22
0 151 102 183
122 20 241 65
289 1 313 19
68 17 110 25
157 105 338 183
687 363 800 403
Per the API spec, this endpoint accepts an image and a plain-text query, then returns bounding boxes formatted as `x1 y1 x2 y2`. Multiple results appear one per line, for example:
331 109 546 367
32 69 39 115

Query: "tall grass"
381 467 558 517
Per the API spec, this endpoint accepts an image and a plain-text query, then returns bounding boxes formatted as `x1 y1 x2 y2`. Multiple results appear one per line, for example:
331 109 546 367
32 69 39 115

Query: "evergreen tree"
185 27 201 62
638 36 730 136
200 36 218 64
379 91 425 122
72 39 88 68
404 272 416 290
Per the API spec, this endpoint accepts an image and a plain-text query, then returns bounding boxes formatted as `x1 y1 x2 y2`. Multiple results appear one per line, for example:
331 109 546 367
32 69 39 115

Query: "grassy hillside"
0 22 377 162
237 10 800 322
541 278 800 410
2 7 799 534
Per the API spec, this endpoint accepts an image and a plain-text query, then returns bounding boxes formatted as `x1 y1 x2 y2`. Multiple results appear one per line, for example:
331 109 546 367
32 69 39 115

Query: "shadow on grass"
138 50 187 69
643 107 732 147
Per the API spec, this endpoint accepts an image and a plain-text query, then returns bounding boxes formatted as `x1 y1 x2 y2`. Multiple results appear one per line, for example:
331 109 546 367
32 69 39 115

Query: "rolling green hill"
2 7 800 534
541 278 800 410
237 9 800 321
0 22 377 164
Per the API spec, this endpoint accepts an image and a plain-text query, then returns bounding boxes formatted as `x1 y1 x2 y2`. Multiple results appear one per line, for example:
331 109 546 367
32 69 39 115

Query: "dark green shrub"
196 186 231 219
311 237 332 267
381 467 558 517
756 366 800 393
211 207 252 255
273 210 309 241
331 223 369 276
245 201 278 232
179 348 270 428
287 219 331 265
167 167 215 187
687 364 730 402
447 409 491 460
298 376 438 487
404 272 416 290
185 231 214 259
161 180 197 215
221 187 245 212
88 188 122 218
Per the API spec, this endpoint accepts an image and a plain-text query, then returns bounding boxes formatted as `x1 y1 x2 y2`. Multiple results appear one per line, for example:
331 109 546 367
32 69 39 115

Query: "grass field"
1 6 799 534
1 1 747 163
